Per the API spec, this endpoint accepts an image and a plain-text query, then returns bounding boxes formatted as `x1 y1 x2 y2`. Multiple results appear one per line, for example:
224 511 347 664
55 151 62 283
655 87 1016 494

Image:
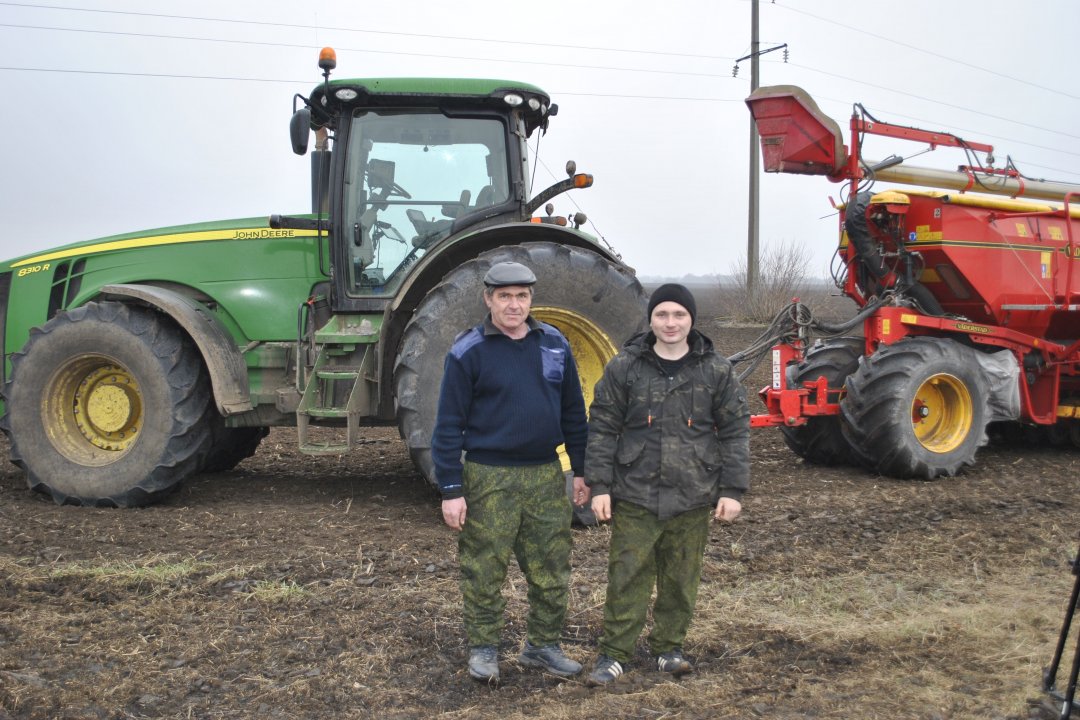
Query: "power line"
0 22 739 80
0 1 736 62
2 61 1075 163
5 0 1076 128
551 91 739 102
0 64 744 103
0 64 303 83
790 61 1080 142
1010 160 1080 181
771 2 1080 103
2 14 1077 151
6 18 1078 144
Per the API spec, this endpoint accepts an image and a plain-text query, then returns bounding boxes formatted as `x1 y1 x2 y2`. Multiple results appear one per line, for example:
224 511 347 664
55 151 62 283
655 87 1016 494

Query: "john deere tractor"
0 48 646 506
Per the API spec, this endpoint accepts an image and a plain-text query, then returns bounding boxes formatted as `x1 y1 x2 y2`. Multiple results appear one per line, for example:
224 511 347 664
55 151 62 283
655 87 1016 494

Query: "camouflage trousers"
599 501 711 663
458 460 573 648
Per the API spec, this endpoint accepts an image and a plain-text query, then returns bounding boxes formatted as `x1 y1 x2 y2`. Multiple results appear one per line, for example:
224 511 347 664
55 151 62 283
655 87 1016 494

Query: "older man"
432 261 590 683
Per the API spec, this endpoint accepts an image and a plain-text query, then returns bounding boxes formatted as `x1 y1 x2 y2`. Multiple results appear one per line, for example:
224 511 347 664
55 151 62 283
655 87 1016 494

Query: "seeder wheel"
840 337 989 479
780 336 864 466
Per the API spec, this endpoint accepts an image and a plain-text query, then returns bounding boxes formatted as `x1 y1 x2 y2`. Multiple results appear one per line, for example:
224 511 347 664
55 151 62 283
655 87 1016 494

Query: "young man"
432 261 591 684
584 283 750 685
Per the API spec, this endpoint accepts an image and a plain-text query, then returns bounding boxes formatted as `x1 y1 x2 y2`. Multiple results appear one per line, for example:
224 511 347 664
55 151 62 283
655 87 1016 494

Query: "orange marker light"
319 47 337 71
573 173 594 189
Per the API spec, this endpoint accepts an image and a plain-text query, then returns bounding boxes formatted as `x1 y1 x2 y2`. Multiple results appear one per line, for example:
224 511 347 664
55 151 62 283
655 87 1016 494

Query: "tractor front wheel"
780 336 864 466
2 302 214 506
840 337 989 479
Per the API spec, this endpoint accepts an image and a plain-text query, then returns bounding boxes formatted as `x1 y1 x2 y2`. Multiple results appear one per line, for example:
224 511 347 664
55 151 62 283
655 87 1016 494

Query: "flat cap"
483 261 537 287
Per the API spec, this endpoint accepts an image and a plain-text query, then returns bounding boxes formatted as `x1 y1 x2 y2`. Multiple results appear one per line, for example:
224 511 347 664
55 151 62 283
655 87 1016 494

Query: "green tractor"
0 48 646 507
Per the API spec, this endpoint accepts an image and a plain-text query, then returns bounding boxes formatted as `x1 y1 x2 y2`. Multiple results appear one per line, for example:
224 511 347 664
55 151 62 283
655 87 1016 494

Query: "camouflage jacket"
585 329 750 520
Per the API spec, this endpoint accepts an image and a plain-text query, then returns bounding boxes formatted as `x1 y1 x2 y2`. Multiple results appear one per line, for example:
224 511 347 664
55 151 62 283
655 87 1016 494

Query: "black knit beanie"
647 283 697 326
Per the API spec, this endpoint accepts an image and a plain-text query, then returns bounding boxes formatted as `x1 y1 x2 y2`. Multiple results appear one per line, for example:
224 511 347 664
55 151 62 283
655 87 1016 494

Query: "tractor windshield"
343 110 510 296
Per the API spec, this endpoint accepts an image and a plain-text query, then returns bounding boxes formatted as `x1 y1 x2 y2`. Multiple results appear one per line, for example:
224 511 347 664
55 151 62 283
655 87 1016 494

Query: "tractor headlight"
503 93 524 106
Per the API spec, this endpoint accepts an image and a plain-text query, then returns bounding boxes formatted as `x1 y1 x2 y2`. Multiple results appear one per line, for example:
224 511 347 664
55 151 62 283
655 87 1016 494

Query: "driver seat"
408 209 451 249
474 185 496 208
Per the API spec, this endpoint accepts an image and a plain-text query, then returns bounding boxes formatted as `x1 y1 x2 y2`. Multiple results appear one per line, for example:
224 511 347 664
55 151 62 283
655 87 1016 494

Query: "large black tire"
840 337 989 479
780 337 864 466
393 242 646 522
200 424 269 473
1 302 214 506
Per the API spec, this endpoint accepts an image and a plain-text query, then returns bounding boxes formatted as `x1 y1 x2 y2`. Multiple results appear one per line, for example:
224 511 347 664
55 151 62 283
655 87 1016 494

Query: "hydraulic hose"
727 296 882 383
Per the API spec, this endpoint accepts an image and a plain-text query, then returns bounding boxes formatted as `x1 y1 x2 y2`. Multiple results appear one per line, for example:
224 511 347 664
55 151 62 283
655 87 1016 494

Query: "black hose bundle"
727 296 882 383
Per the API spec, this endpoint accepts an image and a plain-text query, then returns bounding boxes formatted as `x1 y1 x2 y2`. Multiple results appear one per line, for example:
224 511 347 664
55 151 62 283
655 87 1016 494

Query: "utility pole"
735 3 786 303
747 0 760 300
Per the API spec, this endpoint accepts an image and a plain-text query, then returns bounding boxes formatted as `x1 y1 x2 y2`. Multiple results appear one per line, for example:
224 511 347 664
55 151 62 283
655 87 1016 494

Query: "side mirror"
290 107 311 156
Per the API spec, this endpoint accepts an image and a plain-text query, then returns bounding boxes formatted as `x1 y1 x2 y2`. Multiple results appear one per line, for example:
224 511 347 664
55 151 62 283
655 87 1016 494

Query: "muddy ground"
1 294 1079 720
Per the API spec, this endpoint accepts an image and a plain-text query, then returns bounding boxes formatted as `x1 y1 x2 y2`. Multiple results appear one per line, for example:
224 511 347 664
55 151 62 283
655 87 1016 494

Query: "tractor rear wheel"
1 302 214 506
840 337 989 479
780 336 864 466
394 242 646 523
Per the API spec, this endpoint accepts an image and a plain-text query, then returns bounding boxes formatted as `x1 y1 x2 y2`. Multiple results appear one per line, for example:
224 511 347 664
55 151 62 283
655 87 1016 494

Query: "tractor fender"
392 222 624 315
100 283 253 416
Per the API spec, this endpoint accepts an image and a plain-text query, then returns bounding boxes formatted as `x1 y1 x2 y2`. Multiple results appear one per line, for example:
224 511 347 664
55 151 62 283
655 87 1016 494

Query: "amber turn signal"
573 174 593 189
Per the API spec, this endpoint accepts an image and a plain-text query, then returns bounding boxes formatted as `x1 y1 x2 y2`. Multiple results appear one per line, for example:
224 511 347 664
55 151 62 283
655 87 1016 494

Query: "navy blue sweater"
432 315 588 499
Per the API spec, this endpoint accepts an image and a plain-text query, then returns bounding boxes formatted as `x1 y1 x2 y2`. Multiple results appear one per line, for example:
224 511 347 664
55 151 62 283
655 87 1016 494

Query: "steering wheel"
366 166 412 201
373 179 414 199
388 182 412 200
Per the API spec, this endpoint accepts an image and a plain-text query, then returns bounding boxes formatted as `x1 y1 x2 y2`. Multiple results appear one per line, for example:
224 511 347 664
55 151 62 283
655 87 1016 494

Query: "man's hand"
442 497 468 531
572 476 591 507
714 497 742 522
591 494 612 522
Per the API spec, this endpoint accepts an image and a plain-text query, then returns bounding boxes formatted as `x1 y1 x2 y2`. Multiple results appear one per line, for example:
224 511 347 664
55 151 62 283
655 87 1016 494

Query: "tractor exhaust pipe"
311 127 331 215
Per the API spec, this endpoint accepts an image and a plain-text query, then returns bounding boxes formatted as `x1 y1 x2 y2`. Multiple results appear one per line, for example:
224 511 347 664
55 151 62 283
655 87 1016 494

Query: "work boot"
656 649 693 677
517 640 582 677
586 655 625 687
467 645 500 683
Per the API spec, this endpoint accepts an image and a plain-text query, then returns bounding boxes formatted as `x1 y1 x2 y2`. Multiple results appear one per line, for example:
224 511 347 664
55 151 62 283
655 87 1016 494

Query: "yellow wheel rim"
45 357 143 465
532 306 619 473
910 372 972 454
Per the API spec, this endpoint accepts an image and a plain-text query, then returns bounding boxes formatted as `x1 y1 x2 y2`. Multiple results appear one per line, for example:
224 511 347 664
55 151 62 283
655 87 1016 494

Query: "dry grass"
0 524 1071 719
1 333 1077 719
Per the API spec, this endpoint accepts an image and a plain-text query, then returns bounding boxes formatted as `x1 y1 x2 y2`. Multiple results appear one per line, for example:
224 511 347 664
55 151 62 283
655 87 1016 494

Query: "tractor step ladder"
296 315 379 456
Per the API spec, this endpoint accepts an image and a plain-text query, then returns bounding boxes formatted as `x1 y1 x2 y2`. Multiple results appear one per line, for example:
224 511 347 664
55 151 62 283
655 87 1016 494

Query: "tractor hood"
5 216 322 271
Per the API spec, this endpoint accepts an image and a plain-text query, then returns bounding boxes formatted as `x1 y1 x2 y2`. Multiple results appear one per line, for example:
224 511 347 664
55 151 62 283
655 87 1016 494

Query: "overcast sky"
2 0 1077 279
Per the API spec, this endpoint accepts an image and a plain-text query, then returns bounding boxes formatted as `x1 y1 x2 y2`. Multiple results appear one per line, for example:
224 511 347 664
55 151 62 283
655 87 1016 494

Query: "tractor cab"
340 110 511 296
284 48 558 313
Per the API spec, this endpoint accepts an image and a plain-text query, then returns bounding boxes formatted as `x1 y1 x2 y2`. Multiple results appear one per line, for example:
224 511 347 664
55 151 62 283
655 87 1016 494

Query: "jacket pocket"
691 438 722 473
540 346 566 382
615 436 647 467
